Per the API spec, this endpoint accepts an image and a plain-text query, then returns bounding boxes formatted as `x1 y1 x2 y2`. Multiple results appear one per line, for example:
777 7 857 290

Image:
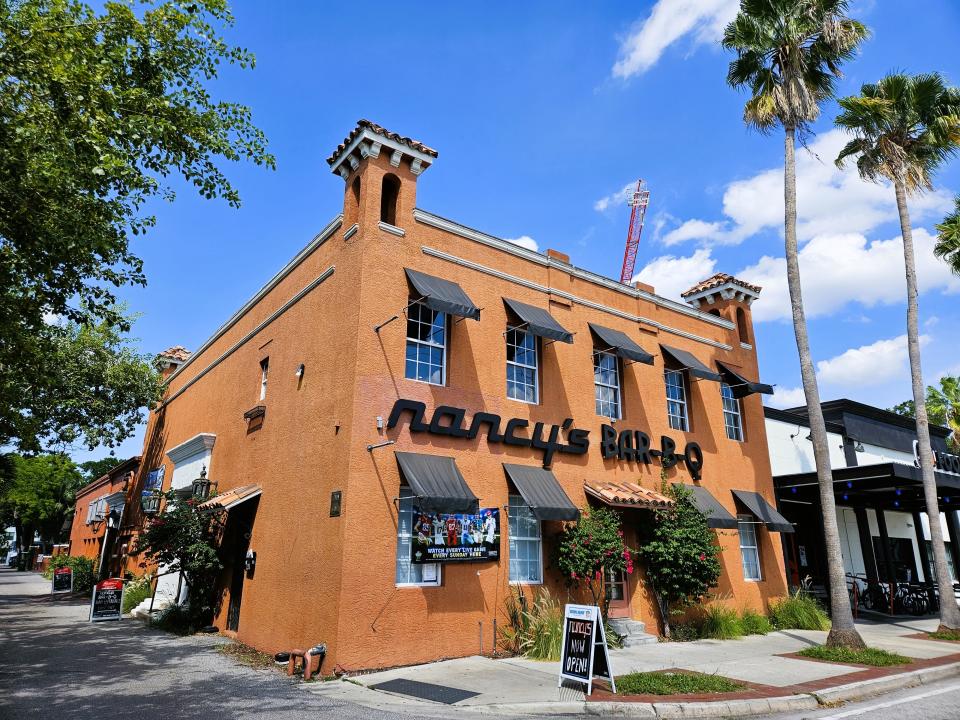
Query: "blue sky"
78 0 960 463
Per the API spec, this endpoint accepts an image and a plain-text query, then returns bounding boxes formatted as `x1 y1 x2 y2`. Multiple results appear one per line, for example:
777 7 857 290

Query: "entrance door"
605 567 630 618
222 498 258 633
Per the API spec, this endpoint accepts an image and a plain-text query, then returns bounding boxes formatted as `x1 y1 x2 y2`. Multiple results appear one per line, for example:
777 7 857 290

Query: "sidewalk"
303 617 960 717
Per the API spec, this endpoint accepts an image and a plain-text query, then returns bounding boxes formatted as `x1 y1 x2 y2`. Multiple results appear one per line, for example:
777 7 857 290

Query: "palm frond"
935 196 960 276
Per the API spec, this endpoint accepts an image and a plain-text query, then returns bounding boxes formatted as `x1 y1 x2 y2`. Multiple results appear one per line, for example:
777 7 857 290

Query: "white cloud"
505 235 539 252
633 248 716 301
766 386 807 409
660 129 954 247
612 0 739 79
594 182 636 213
740 228 960 322
816 334 930 388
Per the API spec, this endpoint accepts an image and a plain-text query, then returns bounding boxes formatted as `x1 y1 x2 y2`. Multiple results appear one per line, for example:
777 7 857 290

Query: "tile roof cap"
157 345 192 362
326 119 438 166
681 273 762 298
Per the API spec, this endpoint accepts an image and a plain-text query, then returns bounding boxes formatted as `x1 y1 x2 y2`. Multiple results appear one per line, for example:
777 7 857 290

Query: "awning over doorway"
503 298 574 344
716 362 774 398
660 345 722 382
585 480 673 509
732 490 794 533
503 464 579 521
675 484 738 529
199 484 262 511
404 268 480 321
395 451 479 514
588 323 654 365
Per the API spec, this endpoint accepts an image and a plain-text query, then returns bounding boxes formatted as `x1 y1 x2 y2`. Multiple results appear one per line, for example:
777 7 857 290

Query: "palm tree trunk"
783 125 865 648
895 180 960 630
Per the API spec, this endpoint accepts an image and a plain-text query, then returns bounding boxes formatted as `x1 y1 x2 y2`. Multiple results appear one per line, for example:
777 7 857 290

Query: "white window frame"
86 502 95 525
395 487 441 587
594 349 622 420
405 301 447 386
738 514 762 581
259 357 269 401
508 495 543 585
506 327 539 404
665 369 689 431
721 383 744 441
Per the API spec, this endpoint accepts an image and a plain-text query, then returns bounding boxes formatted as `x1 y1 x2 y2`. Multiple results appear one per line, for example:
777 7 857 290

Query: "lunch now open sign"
558 604 615 695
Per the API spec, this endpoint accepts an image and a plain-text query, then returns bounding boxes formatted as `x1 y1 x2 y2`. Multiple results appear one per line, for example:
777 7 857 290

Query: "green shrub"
769 591 831 631
699 604 744 639
521 589 564 661
122 574 153 614
150 603 196 635
798 646 911 666
670 622 701 642
929 629 960 642
47 555 96 594
740 608 773 635
616 671 743 695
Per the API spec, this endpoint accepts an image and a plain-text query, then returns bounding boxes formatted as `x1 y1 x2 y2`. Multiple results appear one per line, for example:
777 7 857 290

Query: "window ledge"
243 405 266 420
378 221 406 237
343 223 359 241
740 342 753 350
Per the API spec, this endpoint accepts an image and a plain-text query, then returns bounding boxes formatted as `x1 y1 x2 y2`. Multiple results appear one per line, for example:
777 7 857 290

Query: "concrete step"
608 617 658 647
129 596 171 619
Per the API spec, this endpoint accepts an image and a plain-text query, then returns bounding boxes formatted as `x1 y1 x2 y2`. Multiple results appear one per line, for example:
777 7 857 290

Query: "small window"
736 307 749 344
508 495 542 584
506 328 538 404
665 369 688 431
738 515 762 581
405 301 446 385
721 383 744 441
396 488 440 586
381 173 400 226
259 357 269 401
594 350 621 419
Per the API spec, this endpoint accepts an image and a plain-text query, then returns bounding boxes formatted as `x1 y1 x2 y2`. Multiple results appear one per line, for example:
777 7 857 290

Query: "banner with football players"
410 507 500 563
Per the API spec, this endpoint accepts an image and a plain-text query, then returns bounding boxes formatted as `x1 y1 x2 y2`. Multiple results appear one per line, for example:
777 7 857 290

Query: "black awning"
660 345 722 382
404 268 480 321
717 362 774 398
503 298 573 344
503 464 579 521
733 490 794 533
674 484 739 529
588 323 654 365
395 451 479 514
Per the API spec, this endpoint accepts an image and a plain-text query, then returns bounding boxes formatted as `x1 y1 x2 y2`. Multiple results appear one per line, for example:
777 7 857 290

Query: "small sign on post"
90 578 124 622
51 566 73 594
559 604 616 695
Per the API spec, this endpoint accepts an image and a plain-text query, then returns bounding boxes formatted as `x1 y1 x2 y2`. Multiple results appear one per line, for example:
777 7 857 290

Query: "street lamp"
191 466 217 500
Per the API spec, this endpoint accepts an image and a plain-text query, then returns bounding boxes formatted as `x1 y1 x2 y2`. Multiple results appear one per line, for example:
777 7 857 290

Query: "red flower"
571 571 578 580
626 565 634 575
595 570 601 581
699 553 706 561
617 530 624 538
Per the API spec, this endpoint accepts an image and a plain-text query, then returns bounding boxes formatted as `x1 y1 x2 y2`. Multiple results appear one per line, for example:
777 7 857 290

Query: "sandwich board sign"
90 578 124 622
559 604 616 695
51 566 73 594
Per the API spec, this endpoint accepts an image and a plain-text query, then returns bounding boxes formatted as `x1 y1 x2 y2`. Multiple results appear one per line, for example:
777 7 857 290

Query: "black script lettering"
563 427 590 455
617 430 636 462
387 399 429 432
635 431 652 464
531 422 548 451
467 412 504 442
684 442 704 481
660 436 678 468
429 406 469 437
541 423 564 469
504 418 532 447
600 424 618 459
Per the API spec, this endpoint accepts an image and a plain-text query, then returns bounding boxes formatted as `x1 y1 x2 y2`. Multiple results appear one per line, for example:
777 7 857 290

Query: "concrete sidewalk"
303 617 960 717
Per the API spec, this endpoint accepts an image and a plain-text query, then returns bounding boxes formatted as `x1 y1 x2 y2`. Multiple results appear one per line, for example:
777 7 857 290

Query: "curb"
810 660 960 706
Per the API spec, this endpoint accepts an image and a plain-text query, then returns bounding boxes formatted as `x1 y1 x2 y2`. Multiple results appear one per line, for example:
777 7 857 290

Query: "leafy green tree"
891 375 960 452
636 485 722 639
836 73 960 631
80 457 130 484
555 505 632 614
934 196 960 274
723 0 868 649
0 0 273 451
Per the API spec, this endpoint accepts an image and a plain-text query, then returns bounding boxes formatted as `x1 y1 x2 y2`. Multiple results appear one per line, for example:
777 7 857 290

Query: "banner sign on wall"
90 578 124 622
411 507 500 563
51 566 73 594
559 604 615 695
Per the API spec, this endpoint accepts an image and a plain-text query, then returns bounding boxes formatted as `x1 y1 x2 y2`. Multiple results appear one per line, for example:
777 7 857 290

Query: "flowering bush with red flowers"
637 483 722 638
555 505 632 614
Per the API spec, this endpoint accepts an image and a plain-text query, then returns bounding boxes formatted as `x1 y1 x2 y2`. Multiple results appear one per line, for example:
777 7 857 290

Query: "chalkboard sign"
558 604 615 695
51 566 73 594
90 578 124 622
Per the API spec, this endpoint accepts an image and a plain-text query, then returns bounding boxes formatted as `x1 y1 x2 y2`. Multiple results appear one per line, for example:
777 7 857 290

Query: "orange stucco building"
131 120 790 672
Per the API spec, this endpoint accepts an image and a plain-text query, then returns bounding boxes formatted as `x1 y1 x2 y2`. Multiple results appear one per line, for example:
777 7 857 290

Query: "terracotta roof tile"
584 480 673 509
326 119 438 165
681 273 762 298
198 484 262 511
157 345 191 362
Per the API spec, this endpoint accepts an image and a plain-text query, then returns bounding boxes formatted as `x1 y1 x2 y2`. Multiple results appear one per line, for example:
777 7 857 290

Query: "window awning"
732 490 794 533
404 268 480 321
503 298 573 344
674 484 739 529
395 451 479 514
717 362 773 398
584 479 673 509
588 323 654 365
660 345 722 382
503 464 579 521
198 484 262 511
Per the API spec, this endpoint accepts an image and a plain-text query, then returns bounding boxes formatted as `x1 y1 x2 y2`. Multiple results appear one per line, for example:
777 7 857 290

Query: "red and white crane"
619 179 651 285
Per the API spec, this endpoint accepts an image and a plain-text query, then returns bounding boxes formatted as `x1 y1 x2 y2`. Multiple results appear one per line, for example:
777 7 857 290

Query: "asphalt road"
782 679 960 720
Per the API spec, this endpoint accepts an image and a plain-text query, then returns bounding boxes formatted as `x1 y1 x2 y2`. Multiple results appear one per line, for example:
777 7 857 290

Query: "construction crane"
619 180 651 285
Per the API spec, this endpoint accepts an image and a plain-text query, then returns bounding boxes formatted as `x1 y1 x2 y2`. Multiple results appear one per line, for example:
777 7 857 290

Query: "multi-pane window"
665 369 689 431
738 515 762 581
508 495 542 583
405 301 446 385
721 383 744 441
594 350 621 419
395 488 440 587
259 357 269 401
506 328 538 404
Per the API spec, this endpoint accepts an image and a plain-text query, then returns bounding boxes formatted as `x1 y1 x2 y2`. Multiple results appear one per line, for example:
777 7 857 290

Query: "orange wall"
141 147 787 671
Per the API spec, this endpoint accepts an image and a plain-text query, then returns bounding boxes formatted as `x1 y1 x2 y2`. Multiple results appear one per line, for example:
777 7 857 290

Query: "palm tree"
723 0 868 649
836 73 960 631
935 196 960 274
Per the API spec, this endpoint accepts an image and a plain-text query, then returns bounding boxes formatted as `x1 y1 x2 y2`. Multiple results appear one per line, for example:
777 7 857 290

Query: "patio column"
854 507 878 581
875 509 897 595
913 510 935 607
945 509 960 581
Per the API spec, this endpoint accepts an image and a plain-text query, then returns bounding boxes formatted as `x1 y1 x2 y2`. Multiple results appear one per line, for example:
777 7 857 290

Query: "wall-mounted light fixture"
854 441 865 452
367 439 396 452
295 363 305 378
376 415 384 430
